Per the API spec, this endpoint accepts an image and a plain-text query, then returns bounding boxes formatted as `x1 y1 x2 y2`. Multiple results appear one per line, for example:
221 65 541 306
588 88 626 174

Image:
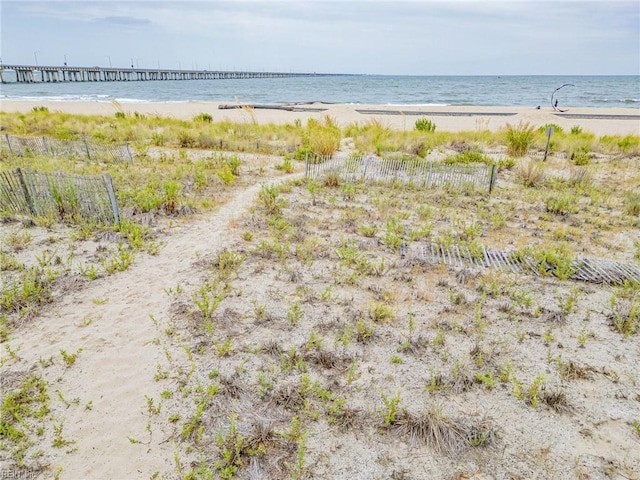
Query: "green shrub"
545 193 578 215
163 181 181 214
571 147 590 166
177 131 197 148
511 245 575 280
444 150 490 165
225 156 241 176
414 118 436 132
216 166 235 185
505 122 536 157
618 135 640 153
305 117 341 157
275 158 295 173
193 112 213 123
258 184 284 215
293 146 314 162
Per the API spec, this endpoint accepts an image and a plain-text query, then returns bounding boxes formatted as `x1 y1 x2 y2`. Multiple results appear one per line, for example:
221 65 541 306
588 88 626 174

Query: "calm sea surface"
0 75 638 109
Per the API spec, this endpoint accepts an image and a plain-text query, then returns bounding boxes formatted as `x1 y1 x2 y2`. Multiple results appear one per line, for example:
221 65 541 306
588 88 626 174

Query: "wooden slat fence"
0 168 119 224
406 242 640 285
1 134 132 164
305 154 497 193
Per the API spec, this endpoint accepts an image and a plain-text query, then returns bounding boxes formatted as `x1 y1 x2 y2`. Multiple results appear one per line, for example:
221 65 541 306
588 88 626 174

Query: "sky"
0 1 638 75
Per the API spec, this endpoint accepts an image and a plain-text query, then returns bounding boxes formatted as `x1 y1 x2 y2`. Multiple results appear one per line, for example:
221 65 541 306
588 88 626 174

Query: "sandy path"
6 176 298 479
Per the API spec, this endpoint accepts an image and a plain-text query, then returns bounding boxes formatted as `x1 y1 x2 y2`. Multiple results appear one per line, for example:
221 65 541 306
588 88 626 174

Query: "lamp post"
34 51 40 67
106 55 112 68
64 54 67 66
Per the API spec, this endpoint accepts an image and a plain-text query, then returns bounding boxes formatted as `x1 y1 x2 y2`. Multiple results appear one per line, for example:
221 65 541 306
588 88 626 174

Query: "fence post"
125 143 133 164
363 156 369 181
543 126 554 162
42 136 49 154
304 151 309 177
82 135 91 160
103 173 120 224
489 165 498 194
4 134 13 155
15 168 35 215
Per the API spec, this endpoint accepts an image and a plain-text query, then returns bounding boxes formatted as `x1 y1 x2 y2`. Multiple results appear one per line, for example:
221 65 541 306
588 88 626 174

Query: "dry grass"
391 405 495 455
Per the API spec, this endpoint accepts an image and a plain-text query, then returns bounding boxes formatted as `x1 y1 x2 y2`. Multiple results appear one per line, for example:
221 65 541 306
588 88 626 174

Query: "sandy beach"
2 99 639 136
1 98 639 480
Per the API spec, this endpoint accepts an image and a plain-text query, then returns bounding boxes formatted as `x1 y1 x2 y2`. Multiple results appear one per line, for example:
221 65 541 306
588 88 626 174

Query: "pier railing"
0 64 332 83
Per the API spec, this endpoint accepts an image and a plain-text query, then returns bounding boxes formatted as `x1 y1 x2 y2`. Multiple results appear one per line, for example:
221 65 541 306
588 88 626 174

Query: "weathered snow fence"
305 154 497 193
406 242 640 286
0 168 120 224
1 134 133 164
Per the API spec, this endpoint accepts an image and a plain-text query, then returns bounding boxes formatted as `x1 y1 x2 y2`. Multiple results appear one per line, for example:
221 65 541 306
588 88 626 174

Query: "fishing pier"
0 65 326 83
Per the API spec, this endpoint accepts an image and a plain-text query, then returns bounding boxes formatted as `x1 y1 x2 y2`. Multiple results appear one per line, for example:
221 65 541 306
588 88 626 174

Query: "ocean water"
0 74 638 109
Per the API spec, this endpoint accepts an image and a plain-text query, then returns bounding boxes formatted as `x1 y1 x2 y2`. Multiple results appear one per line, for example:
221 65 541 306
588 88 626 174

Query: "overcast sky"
1 1 638 75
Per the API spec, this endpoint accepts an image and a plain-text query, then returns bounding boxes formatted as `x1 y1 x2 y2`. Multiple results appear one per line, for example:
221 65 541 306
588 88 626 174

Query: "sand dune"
2 99 639 136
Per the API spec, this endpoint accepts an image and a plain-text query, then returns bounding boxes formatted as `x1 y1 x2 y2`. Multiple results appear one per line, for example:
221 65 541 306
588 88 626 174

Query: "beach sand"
1 99 639 136
1 100 639 480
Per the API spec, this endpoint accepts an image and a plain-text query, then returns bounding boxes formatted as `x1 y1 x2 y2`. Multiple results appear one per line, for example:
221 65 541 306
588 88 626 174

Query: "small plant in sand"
511 245 575 281
545 192 579 215
380 390 402 425
214 414 245 478
258 184 285 216
0 267 55 317
195 282 229 327
60 348 83 367
275 157 295 173
5 230 33 252
103 244 135 273
287 301 303 324
162 181 182 214
608 296 639 337
1 374 50 465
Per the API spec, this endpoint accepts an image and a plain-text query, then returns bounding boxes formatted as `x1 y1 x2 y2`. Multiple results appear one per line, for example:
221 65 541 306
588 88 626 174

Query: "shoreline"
1 99 639 136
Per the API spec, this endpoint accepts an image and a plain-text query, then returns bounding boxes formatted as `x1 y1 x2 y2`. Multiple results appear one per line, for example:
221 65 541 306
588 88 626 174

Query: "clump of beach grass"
504 122 536 157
